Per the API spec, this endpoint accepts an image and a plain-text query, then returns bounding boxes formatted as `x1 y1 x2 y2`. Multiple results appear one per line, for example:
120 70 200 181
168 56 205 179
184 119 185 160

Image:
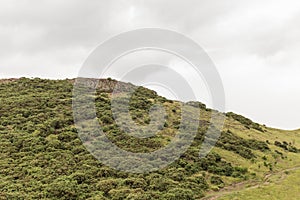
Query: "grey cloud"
0 0 299 129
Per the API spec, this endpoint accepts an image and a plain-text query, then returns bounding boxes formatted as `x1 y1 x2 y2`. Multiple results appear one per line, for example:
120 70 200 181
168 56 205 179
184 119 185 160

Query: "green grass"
218 168 300 200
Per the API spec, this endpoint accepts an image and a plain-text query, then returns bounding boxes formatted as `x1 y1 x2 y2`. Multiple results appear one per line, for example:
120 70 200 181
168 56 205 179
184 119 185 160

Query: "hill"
0 78 299 199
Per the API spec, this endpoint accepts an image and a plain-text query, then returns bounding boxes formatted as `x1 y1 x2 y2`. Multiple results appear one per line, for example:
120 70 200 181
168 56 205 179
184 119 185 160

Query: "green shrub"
210 176 224 187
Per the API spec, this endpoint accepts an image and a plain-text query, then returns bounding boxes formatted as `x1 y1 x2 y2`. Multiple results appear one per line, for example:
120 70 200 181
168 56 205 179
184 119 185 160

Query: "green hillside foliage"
0 78 299 199
226 112 264 132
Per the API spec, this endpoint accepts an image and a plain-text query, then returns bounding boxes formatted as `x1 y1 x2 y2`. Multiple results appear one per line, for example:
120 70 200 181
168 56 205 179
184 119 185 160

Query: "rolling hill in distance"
0 78 300 199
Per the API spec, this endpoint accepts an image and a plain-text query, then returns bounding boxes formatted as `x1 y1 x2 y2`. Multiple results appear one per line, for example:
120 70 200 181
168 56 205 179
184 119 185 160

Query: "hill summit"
0 78 300 199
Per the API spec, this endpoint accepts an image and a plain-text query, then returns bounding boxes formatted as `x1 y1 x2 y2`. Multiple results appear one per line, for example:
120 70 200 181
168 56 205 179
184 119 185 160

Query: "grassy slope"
204 127 300 199
0 78 299 199
218 167 300 200
205 111 300 199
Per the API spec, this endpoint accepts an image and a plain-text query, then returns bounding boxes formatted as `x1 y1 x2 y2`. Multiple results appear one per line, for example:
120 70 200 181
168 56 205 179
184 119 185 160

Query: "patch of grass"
219 168 300 200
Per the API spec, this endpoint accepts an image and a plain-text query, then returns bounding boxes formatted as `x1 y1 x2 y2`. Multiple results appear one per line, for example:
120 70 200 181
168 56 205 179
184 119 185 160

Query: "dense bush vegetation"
0 78 290 199
216 130 270 159
274 141 300 153
226 112 264 132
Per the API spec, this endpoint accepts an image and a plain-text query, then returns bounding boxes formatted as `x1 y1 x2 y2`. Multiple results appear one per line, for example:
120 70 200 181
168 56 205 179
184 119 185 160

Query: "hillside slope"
0 78 299 199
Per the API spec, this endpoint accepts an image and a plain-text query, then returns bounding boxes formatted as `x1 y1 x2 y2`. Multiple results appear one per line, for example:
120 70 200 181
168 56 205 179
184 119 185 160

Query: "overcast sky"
0 0 299 130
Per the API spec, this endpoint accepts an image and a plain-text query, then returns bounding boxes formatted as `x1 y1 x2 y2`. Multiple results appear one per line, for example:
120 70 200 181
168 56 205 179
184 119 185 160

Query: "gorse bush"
274 141 300 153
216 130 270 159
226 112 264 132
